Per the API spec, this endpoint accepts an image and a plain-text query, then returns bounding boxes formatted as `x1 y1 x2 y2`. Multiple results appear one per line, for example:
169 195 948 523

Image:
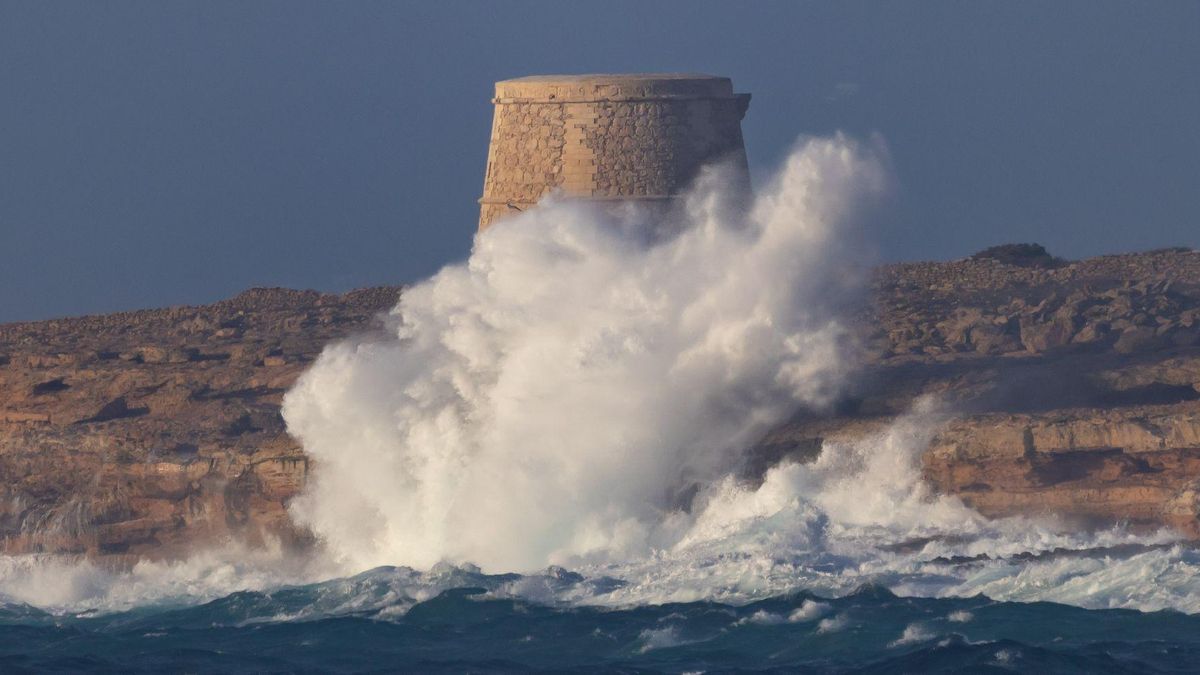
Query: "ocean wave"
1 582 1197 673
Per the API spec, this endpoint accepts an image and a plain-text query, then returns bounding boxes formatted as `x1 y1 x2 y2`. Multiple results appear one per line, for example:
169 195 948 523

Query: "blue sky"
1 1 1197 322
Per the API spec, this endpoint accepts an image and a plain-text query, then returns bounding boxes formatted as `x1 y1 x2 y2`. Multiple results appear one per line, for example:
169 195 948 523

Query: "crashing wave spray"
4 136 1196 617
282 136 890 573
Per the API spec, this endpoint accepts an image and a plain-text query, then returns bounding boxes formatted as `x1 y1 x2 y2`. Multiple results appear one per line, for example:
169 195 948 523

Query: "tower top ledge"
494 73 739 103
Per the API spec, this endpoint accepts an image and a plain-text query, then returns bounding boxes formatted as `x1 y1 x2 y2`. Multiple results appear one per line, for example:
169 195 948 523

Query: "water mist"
282 135 890 573
4 136 1197 617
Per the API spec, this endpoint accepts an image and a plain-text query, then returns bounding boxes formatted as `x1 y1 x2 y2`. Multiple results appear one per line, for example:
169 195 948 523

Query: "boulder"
1113 326 1161 354
1020 313 1077 353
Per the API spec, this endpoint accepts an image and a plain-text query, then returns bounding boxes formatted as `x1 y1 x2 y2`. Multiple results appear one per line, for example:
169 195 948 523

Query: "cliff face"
767 246 1200 534
3 247 1200 561
0 287 399 560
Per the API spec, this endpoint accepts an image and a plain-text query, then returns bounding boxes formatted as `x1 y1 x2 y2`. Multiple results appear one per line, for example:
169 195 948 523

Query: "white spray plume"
282 135 890 573
6 136 1198 618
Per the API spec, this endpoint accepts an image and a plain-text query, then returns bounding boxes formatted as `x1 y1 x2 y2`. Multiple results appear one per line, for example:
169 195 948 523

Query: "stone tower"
478 73 751 230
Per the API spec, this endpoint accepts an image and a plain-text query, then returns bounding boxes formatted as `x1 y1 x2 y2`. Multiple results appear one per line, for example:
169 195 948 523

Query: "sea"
4 551 1200 673
3 436 1200 673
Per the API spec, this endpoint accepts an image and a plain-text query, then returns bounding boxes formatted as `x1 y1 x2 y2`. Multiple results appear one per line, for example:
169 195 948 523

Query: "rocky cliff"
763 245 1200 535
4 246 1200 561
0 287 399 561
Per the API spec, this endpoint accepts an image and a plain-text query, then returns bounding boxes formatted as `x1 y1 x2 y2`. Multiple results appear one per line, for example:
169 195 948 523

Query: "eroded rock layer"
4 246 1200 560
768 246 1200 534
0 287 399 560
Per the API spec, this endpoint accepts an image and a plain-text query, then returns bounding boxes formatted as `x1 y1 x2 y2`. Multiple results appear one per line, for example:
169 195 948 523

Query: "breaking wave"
273 134 1195 617
2 405 1195 616
282 135 886 573
2 137 1199 672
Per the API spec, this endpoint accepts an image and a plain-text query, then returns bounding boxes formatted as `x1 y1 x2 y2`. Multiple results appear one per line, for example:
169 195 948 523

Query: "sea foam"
4 135 1200 618
282 135 888 573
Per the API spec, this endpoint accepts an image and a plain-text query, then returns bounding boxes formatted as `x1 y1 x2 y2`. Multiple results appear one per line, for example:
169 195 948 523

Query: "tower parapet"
478 73 751 230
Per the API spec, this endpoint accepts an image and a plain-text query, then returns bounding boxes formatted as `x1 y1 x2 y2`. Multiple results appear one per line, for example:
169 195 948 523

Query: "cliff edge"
4 246 1200 561
0 287 399 561
766 245 1200 535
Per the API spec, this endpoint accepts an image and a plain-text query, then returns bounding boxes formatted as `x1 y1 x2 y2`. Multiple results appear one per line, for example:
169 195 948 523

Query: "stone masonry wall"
478 74 751 229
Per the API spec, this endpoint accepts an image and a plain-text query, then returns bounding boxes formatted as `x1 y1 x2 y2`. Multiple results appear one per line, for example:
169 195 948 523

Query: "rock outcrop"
0 287 399 560
3 246 1200 561
767 246 1200 534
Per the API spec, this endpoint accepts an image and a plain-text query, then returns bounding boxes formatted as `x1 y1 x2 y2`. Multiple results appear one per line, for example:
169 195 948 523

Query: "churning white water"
3 135 1199 617
282 135 888 573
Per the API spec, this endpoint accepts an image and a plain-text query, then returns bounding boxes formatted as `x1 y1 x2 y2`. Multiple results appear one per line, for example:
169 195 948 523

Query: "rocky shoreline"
769 245 1200 535
0 287 399 560
3 246 1200 560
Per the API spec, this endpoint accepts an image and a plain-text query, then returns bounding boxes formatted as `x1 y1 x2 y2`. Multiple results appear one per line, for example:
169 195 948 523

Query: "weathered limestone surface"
478 74 751 229
0 287 399 560
5 247 1200 560
763 246 1200 535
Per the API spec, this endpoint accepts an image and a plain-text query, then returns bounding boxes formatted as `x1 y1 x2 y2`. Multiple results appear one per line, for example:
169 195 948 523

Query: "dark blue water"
3 582 1197 673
